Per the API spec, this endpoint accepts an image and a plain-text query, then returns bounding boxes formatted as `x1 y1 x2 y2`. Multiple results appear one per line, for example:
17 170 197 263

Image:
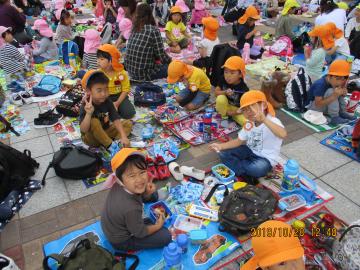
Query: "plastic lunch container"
189 229 208 245
173 215 203 234
278 194 306 212
211 164 235 182
149 201 173 227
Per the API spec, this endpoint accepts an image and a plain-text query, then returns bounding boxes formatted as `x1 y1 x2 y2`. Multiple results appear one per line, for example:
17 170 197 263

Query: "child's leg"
113 227 172 250
219 145 255 176
82 118 113 147
228 104 246 126
215 95 230 117
106 120 133 140
178 38 189 49
241 154 272 178
117 97 136 119
33 55 47 64
184 91 209 110
175 88 195 106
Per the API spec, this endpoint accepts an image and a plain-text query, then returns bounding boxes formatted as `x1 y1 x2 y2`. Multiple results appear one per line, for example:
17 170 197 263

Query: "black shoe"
34 116 59 128
38 109 62 120
240 175 259 185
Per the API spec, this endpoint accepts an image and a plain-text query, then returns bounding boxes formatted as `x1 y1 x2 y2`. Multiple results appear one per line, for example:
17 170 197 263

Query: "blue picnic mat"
43 218 241 270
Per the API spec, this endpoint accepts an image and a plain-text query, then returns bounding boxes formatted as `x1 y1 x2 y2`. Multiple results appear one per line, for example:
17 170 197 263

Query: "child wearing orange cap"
236 6 261 55
97 44 135 120
101 148 172 250
306 59 356 125
165 5 191 53
210 90 286 183
79 70 132 156
275 0 300 40
186 16 220 76
241 220 305 270
167 60 211 110
215 56 249 125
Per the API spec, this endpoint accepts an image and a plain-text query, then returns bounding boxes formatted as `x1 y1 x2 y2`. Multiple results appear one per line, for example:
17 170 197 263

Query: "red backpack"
352 119 360 158
269 36 293 57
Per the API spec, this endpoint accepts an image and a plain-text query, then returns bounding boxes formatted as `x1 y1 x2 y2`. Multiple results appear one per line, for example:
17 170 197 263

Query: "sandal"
155 155 170 180
146 156 159 182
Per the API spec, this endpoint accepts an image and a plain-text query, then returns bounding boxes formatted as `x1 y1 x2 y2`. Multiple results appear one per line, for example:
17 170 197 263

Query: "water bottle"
282 159 299 190
163 242 183 270
242 43 251 64
176 234 188 254
203 112 212 143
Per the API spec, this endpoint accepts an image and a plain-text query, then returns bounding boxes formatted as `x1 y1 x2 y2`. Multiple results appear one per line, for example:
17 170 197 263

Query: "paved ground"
1 23 360 270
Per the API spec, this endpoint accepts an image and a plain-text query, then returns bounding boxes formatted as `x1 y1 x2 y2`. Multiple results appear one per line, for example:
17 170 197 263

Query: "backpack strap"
43 254 66 270
204 183 229 203
41 162 53 185
114 252 139 270
339 224 360 242
0 114 20 136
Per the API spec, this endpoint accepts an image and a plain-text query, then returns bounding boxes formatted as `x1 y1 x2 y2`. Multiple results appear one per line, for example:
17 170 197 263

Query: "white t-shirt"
345 17 360 38
199 37 220 57
238 115 284 166
335 37 350 55
315 8 347 31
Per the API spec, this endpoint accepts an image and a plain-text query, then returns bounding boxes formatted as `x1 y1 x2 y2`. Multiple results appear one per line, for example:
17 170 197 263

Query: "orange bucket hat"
238 5 260 24
81 69 105 89
167 60 193 84
240 90 276 116
222 56 246 78
170 5 182 14
97 44 124 71
328 59 351 77
111 148 145 172
242 220 304 270
202 16 219 41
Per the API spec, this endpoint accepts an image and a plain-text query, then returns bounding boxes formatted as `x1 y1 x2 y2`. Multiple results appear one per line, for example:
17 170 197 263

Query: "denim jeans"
219 145 272 178
33 55 47 64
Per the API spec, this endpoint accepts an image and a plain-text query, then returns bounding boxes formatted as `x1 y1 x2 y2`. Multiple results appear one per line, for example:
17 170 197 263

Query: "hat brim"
82 70 104 89
0 27 12 35
241 256 259 270
167 75 179 84
259 246 304 268
111 149 145 171
250 14 260 20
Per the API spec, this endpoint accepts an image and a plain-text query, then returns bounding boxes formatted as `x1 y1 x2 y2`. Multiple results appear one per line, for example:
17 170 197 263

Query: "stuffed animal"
260 71 291 109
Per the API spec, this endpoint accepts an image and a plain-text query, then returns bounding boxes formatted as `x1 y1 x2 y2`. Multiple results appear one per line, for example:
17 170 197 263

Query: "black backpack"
205 184 277 235
285 67 312 113
43 237 139 270
134 83 166 107
42 145 103 185
55 85 84 117
210 44 241 87
0 142 39 201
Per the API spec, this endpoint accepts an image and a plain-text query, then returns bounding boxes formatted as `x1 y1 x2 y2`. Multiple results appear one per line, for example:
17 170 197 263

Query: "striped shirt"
0 44 25 75
82 53 98 70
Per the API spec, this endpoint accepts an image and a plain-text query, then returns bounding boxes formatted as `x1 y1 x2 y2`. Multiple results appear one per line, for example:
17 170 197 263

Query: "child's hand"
225 89 234 97
84 95 94 115
156 213 165 227
209 143 222 152
252 105 266 123
120 136 130 147
334 87 345 97
145 182 156 196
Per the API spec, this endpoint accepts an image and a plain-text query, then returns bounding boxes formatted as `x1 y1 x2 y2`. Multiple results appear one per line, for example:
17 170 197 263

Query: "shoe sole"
33 122 59 128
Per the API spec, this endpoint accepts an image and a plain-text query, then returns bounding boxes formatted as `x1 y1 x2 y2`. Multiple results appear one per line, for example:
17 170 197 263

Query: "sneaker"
10 93 23 105
20 90 32 104
339 111 357 120
38 109 62 120
329 116 349 125
34 115 59 128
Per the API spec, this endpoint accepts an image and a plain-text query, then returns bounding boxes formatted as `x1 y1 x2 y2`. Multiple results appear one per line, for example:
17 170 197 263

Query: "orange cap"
97 44 124 71
111 148 145 172
240 90 276 116
170 5 182 14
81 69 105 89
328 59 351 77
238 5 260 24
202 16 219 41
242 220 304 270
222 56 246 78
308 23 343 49
167 60 193 84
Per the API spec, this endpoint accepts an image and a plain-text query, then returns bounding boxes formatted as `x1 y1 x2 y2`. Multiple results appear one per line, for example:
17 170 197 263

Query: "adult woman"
13 0 44 16
0 0 32 44
315 0 347 31
117 0 137 20
125 3 171 81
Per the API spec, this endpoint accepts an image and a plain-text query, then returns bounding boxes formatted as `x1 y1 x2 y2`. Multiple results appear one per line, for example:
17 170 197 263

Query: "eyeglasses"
335 76 349 81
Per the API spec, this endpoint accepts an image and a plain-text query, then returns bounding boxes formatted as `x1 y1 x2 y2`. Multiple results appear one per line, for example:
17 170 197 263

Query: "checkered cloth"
124 24 171 81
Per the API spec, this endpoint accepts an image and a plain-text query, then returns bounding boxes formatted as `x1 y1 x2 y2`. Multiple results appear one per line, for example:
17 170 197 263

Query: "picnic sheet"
281 108 339 132
0 102 30 139
246 57 297 78
43 220 241 270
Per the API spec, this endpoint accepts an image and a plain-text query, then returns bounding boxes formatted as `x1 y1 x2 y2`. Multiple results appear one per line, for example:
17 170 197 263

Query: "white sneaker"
179 166 205 180
10 93 23 105
169 162 183 181
20 90 33 104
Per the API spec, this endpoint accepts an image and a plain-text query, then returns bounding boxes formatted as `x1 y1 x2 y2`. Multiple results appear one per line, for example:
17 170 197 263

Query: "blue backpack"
59 40 79 65
33 75 62 96
134 83 166 107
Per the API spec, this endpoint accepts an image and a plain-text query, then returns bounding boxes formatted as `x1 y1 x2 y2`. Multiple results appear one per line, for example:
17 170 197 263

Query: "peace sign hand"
84 95 94 115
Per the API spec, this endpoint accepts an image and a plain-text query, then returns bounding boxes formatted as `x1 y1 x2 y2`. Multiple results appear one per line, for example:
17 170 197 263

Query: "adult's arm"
8 5 26 30
152 26 171 64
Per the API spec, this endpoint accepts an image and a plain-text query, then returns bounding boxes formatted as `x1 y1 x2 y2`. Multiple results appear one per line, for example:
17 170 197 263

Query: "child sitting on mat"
79 70 132 156
306 59 356 125
54 9 74 45
97 44 136 120
210 90 287 184
167 60 211 110
165 5 191 53
215 56 249 126
241 220 305 270
82 29 101 70
101 148 172 251
275 0 300 40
